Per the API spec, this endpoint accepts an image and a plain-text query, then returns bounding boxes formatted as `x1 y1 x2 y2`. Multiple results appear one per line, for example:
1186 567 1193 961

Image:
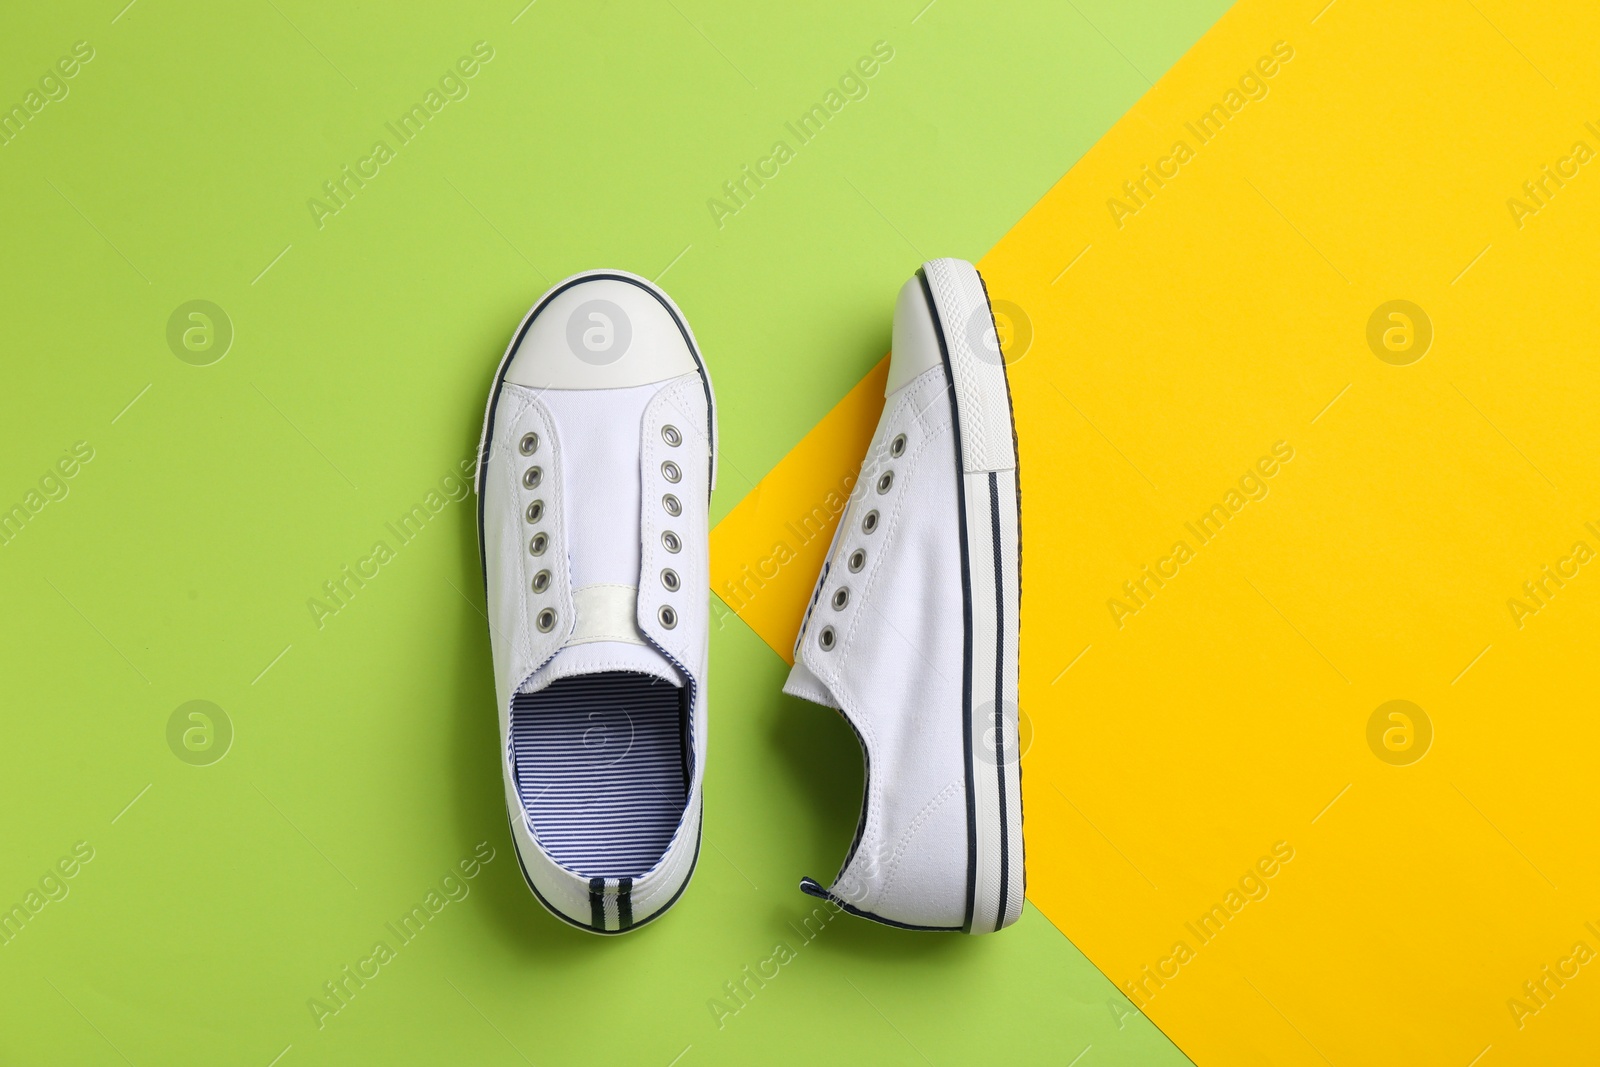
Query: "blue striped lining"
511 671 689 879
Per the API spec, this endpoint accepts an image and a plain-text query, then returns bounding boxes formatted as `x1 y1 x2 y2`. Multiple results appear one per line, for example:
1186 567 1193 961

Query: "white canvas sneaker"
475 270 715 934
784 258 1023 934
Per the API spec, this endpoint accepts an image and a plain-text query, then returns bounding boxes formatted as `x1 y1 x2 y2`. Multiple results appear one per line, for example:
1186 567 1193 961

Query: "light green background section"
0 1 1225 1062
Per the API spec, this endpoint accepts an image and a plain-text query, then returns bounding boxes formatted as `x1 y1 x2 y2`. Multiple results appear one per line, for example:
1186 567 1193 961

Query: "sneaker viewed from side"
785 258 1023 934
476 270 715 934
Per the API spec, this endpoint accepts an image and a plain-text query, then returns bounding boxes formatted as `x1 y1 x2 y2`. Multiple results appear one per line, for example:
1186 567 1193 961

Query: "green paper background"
0 1 1227 1062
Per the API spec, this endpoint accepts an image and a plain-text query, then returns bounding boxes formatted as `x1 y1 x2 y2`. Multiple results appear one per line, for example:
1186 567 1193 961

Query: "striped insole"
511 671 689 879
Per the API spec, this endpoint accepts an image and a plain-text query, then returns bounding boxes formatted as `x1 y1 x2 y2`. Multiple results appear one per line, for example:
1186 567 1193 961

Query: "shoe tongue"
518 639 682 696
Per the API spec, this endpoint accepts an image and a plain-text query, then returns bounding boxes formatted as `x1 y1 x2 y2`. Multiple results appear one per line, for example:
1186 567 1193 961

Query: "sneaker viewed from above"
476 270 715 934
785 258 1024 934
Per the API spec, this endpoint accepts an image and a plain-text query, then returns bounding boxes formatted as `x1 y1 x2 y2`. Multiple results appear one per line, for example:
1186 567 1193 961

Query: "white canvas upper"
476 270 714 934
785 259 1024 934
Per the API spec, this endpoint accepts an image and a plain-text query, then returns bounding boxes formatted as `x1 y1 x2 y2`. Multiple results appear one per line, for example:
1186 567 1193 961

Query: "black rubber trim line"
475 272 716 590
504 811 702 936
916 266 979 935
989 470 1008 931
798 878 962 932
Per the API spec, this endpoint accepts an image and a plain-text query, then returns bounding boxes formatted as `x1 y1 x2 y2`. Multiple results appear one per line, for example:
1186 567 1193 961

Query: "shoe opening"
511 670 690 878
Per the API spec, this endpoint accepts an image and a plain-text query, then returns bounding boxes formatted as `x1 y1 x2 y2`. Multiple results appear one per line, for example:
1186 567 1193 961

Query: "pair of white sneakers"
474 259 1023 935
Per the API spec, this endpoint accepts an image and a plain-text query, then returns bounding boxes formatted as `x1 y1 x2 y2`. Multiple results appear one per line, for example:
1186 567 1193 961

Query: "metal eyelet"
531 569 551 593
832 587 850 610
519 432 539 456
658 605 678 629
876 470 893 494
529 532 548 556
862 510 879 534
662 425 682 447
536 608 557 633
662 494 682 517
848 549 866 573
661 568 680 592
818 626 836 651
525 500 544 524
522 467 542 489
661 460 681 484
890 433 907 458
662 531 681 553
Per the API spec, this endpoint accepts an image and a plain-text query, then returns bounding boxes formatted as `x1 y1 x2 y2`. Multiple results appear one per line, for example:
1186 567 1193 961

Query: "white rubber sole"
917 258 1024 935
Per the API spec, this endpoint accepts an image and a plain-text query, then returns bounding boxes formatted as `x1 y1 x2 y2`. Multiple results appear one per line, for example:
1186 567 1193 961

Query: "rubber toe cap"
507 272 697 390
